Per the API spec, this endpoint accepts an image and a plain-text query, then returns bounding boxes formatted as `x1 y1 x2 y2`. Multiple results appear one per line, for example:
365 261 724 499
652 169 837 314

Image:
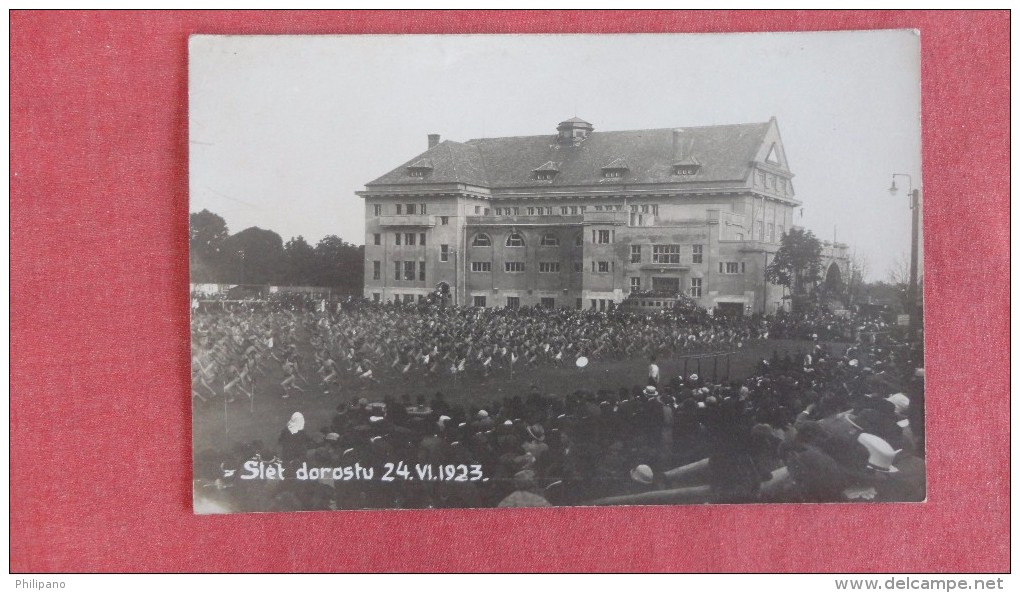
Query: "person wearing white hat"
856 433 899 473
647 355 660 387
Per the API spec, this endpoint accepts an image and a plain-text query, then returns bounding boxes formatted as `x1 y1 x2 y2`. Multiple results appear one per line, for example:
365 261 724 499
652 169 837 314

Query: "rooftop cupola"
556 117 593 145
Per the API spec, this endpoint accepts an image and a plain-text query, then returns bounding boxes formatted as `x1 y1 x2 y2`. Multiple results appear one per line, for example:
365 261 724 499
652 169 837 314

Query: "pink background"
10 11 1010 572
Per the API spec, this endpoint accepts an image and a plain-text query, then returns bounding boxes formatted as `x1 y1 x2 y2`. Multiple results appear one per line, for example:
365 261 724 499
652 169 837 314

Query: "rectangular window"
757 171 766 186
631 244 642 263
596 230 611 244
570 206 578 215
417 294 425 303
527 207 535 216
419 261 426 281
373 204 381 216
405 233 416 246
403 294 414 304
778 225 785 238
741 262 746 274
406 204 416 215
372 293 380 303
419 233 426 246
473 295 486 307
561 206 569 215
421 204 427 215
595 205 603 211
404 261 415 281
641 205 649 214
474 205 480 215
373 233 381 246
576 298 583 309
597 261 610 273
590 299 597 310
440 216 449 225
719 262 741 274
372 261 381 280
768 224 775 243
396 204 403 215
539 262 560 273
505 262 525 273
395 233 401 246
574 262 582 273
506 296 520 309
512 207 520 215
756 221 764 240
440 244 449 262
630 277 641 291
690 278 702 298
495 208 502 216
471 261 492 272
394 262 401 281
692 244 703 264
652 245 681 264
735 233 744 241
540 297 555 308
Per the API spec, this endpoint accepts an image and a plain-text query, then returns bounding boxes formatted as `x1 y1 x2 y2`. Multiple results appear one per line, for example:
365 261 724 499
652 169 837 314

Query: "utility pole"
889 174 921 338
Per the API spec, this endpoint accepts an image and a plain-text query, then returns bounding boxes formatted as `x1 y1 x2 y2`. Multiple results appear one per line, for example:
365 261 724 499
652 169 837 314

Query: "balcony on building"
465 214 584 226
583 211 629 225
377 215 436 227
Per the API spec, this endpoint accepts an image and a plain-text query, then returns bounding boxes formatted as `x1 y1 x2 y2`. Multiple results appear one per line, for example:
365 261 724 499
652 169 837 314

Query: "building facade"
358 117 846 315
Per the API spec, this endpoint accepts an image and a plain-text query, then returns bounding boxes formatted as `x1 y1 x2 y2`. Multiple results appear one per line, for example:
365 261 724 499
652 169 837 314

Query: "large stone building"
358 117 847 315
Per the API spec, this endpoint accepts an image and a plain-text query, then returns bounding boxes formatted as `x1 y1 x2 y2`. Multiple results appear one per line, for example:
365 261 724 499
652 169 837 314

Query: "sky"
189 31 921 281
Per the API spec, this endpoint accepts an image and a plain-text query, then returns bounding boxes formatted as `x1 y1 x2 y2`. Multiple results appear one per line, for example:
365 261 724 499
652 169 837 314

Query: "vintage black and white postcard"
189 31 924 513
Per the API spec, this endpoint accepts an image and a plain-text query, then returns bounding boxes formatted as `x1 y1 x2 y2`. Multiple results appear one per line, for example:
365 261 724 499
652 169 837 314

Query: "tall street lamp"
888 174 921 337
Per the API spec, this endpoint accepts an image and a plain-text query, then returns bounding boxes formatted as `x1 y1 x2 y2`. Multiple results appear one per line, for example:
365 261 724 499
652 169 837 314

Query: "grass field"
193 338 849 453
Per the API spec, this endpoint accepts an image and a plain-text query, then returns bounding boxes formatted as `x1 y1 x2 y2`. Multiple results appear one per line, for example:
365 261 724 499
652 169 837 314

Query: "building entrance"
716 302 745 317
652 277 680 293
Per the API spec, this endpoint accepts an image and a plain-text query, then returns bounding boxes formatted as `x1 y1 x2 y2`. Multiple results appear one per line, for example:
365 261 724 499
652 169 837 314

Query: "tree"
313 235 364 293
885 251 913 310
283 236 317 286
886 251 910 286
843 249 870 307
189 210 229 282
765 227 823 311
221 227 285 285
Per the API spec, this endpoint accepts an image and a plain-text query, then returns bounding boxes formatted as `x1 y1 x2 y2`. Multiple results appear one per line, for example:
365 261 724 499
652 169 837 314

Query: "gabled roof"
406 158 434 169
601 157 630 171
672 155 701 167
532 161 560 172
365 121 776 189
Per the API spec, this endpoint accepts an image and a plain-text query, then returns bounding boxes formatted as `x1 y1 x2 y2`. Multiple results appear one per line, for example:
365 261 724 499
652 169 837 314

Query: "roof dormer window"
406 158 433 178
672 156 701 176
601 158 629 179
532 161 560 181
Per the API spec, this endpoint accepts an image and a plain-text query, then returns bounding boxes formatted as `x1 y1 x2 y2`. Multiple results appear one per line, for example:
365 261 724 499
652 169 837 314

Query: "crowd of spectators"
193 295 923 511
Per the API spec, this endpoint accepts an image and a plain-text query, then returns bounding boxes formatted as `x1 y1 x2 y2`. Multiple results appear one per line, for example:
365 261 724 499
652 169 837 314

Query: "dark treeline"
190 209 363 293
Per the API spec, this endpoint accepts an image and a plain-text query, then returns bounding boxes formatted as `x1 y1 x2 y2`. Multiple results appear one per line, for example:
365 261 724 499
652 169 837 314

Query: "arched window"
506 233 526 247
471 234 492 247
540 234 560 247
